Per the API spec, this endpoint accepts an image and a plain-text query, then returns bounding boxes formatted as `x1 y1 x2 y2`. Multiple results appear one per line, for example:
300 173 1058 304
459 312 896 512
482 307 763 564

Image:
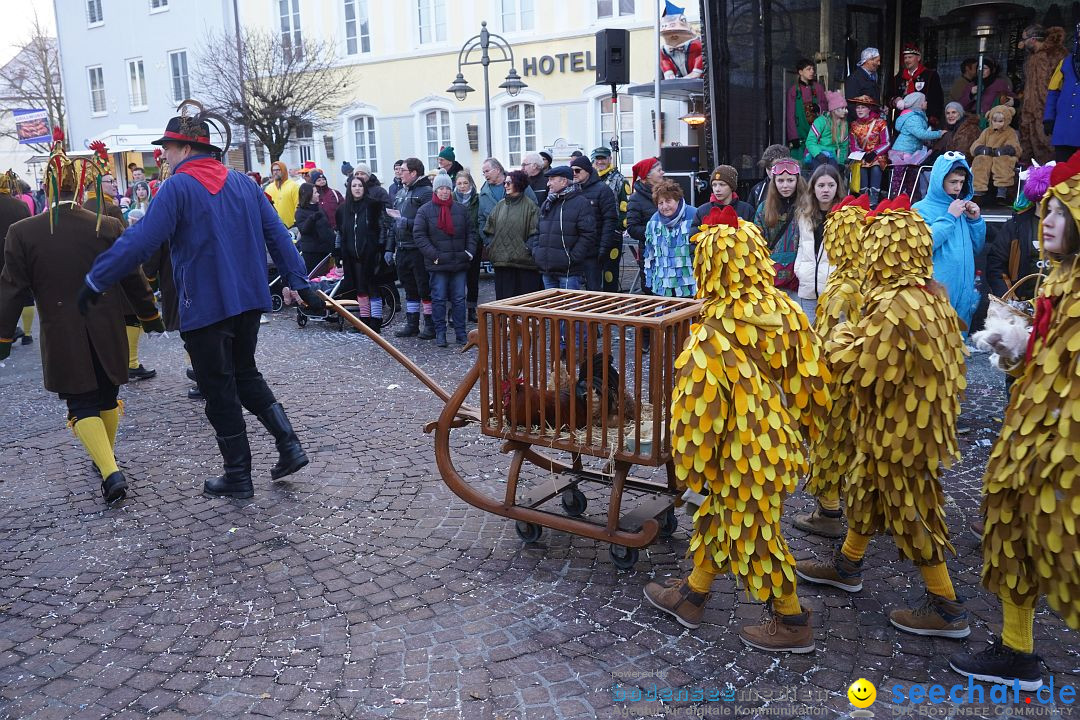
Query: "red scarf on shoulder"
176 157 228 195
432 192 455 235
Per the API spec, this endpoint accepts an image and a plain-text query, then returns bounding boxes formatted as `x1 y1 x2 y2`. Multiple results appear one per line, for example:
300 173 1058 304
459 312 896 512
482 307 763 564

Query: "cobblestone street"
1 278 1078 720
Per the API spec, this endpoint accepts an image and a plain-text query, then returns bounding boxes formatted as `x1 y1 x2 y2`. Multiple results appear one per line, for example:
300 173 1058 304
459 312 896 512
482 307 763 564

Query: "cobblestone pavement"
1 278 1078 720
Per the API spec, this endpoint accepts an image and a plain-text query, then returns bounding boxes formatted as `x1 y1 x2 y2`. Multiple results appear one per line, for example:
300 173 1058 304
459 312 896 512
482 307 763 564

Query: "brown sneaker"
969 519 984 542
740 604 815 654
643 578 709 629
795 549 863 592
792 504 846 538
889 593 970 639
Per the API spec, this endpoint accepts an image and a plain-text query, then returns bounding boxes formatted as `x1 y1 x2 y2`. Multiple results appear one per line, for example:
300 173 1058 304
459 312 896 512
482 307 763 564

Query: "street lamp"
446 21 527 158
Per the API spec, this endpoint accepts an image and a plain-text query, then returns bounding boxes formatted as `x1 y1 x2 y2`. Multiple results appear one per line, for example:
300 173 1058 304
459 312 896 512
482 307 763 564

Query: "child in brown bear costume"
970 105 1021 202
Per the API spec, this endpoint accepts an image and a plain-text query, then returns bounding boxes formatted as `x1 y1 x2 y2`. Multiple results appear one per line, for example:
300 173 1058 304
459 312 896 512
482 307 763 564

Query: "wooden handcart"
320 288 701 569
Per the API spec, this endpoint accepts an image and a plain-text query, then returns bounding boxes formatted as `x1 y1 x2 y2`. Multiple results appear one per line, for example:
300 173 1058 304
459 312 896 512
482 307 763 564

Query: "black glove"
77 283 102 316
1044 120 1055 138
973 146 992 157
0 339 10 362
787 139 802 150
996 145 1016 157
296 286 326 312
341 161 353 177
140 314 166 334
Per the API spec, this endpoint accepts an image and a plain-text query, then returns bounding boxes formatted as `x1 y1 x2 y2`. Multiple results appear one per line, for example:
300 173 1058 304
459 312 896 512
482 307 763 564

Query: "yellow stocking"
919 563 957 601
20 305 34 335
1000 596 1035 654
773 591 802 616
841 530 872 563
126 326 141 370
99 400 123 448
73 417 119 480
818 490 841 512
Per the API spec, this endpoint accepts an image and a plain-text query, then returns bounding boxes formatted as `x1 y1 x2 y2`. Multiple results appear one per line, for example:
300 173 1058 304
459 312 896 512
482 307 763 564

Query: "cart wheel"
297 311 308 328
515 521 543 543
271 294 284 312
560 488 588 517
659 508 678 538
610 544 639 570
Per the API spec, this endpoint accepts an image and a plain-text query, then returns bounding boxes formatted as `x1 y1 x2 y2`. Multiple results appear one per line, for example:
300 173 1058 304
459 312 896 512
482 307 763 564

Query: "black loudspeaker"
660 145 700 173
596 29 630 85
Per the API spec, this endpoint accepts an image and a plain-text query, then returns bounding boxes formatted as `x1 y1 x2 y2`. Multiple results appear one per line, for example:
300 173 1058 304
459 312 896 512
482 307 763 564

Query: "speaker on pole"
595 29 630 86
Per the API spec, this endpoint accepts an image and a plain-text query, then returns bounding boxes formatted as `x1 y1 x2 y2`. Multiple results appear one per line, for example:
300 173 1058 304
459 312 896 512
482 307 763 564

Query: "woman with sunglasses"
753 158 808 292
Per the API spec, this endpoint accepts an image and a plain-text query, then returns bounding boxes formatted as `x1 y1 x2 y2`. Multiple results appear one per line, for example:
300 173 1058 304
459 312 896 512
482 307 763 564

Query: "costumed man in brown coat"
1018 25 1067 164
0 128 164 503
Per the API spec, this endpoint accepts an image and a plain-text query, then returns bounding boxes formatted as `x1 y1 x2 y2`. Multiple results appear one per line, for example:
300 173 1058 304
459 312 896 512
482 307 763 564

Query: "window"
127 59 148 111
352 116 378 173
280 0 303 60
344 0 371 54
597 0 634 18
150 0 169 10
600 95 634 164
417 0 446 44
87 66 106 114
505 103 536 167
501 0 534 32
87 0 103 25
424 109 450 170
168 51 190 103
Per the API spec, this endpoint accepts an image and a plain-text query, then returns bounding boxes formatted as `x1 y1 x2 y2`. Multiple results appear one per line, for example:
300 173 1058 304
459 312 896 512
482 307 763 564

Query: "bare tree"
0 14 65 153
194 30 355 163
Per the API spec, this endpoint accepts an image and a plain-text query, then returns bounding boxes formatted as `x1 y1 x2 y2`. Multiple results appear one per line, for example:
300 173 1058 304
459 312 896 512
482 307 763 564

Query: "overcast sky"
0 1 56 67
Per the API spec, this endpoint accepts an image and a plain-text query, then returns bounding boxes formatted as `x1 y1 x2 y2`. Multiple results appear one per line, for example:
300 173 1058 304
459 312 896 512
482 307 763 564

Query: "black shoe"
995 188 1010 203
456 334 468 346
256 403 308 480
418 314 436 340
394 312 420 338
203 433 253 498
435 331 448 348
468 307 478 324
20 335 32 346
128 365 157 381
362 316 382 334
101 470 127 503
187 386 204 400
185 367 197 382
949 638 1043 692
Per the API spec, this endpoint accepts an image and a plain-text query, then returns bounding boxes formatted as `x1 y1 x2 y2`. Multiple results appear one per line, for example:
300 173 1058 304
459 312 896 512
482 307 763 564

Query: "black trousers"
395 247 430 304
60 341 119 421
301 251 324 275
181 310 277 438
466 249 482 307
493 267 543 300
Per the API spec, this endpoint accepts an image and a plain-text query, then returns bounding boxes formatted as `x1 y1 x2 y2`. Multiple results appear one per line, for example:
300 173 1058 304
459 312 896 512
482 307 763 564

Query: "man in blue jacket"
77 108 323 500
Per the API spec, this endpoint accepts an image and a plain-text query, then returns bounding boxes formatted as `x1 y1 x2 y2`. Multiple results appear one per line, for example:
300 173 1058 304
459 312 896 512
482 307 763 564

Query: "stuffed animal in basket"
971 298 1033 370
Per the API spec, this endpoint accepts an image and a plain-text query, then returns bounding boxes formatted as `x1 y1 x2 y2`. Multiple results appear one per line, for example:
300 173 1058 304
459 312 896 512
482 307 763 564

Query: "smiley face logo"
848 678 876 708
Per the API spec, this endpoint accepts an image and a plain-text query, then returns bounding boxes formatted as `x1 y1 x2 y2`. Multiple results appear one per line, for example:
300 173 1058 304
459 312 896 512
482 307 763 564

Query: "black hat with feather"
151 99 231 155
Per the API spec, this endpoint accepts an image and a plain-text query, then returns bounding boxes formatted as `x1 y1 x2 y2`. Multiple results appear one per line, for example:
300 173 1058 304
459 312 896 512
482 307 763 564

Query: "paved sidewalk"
0 280 1077 720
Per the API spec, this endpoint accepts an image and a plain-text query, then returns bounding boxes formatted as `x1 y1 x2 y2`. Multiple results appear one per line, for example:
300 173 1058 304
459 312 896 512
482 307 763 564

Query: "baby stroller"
294 253 400 331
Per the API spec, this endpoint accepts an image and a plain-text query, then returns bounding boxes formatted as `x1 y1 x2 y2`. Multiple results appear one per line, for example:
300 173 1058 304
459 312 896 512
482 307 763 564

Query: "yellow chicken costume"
796 195 972 640
643 206 830 654
949 154 1080 691
795 194 869 538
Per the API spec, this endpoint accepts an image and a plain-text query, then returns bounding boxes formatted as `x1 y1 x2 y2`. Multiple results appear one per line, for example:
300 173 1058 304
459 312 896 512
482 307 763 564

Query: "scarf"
176 157 228 195
660 200 687 229
453 189 474 205
433 192 455 235
901 64 927 95
541 184 575 216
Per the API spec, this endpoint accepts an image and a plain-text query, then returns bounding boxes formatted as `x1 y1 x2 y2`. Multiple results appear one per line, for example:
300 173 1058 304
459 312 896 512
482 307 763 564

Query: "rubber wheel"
297 311 308 328
378 284 399 328
659 508 678 538
560 488 588 517
271 294 284 312
610 544 639 570
515 521 542 543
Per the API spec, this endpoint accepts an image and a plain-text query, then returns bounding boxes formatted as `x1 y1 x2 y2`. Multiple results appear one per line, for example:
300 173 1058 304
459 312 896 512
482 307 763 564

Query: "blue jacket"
85 154 309 332
913 154 986 332
1045 57 1080 148
892 109 943 156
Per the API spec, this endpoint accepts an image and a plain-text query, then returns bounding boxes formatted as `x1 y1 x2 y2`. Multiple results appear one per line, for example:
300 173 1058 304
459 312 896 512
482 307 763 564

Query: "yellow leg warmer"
20 305 34 334
773 591 802 616
688 565 717 594
919 563 956 601
818 491 841 512
73 417 119 480
1000 596 1035 654
99 400 123 448
126 326 141 370
841 530 872 563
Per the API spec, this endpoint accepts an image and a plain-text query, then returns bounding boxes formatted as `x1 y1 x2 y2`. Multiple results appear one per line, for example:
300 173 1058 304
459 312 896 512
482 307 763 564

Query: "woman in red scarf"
413 172 477 346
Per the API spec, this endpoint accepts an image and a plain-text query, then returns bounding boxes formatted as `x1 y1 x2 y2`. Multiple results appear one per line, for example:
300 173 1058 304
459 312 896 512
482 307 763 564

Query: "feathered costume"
829 195 967 565
804 195 869 504
981 154 1080 627
671 206 831 602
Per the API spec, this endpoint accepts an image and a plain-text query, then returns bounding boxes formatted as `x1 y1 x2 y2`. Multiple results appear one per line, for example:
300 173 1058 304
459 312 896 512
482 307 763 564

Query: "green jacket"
806 115 850 164
484 193 539 270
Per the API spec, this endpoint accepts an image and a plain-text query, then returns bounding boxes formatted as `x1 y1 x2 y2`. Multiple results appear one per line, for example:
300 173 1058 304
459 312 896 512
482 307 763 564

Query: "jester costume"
797 196 972 639
795 195 869 538
643 206 830 654
949 154 1080 691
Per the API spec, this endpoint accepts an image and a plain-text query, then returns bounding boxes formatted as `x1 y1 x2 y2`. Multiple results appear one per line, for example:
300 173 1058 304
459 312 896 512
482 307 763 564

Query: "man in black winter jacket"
529 166 596 289
986 201 1040 299
570 156 620 292
387 158 435 338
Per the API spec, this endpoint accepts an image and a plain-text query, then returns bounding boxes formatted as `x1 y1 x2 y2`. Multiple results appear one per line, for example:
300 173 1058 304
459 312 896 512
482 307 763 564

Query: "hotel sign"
521 51 598 76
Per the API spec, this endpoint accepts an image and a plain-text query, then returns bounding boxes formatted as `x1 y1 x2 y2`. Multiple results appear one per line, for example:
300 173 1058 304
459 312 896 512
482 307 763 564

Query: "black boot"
468 306 478 324
395 312 420 337
101 470 128 503
257 403 308 480
418 313 436 340
203 433 254 498
363 316 382 334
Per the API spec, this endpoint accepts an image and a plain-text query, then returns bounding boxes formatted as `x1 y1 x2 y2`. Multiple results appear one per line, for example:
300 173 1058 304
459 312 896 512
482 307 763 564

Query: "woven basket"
987 273 1044 322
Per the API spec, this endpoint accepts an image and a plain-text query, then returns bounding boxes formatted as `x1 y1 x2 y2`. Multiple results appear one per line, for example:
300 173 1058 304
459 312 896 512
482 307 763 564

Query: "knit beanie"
710 165 738 191
632 157 660 184
570 156 594 174
757 144 790 169
903 92 926 109
353 162 372 176
438 146 456 162
308 169 325 185
432 172 453 191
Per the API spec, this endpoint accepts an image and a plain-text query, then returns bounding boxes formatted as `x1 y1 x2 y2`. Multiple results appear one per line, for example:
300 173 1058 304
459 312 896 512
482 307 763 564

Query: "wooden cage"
477 289 702 467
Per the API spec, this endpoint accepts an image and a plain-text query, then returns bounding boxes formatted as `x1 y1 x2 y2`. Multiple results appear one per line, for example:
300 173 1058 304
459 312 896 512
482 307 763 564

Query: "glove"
384 251 395 266
0 339 10 362
1044 120 1054 138
974 146 992 156
77 283 102 316
296 286 326 312
787 139 802 150
341 161 353 177
996 145 1016 157
140 314 166 334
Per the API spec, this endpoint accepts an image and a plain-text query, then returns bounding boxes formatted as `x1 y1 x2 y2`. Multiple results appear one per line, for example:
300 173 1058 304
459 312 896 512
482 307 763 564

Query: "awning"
626 78 704 101
25 151 94 165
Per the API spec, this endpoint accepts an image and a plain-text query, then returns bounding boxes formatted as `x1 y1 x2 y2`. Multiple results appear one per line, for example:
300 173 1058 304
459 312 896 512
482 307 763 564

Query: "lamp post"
447 21 527 159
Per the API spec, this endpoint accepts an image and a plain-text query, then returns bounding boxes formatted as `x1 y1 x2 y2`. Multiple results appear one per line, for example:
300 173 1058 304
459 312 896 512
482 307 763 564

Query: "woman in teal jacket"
912 153 986 333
